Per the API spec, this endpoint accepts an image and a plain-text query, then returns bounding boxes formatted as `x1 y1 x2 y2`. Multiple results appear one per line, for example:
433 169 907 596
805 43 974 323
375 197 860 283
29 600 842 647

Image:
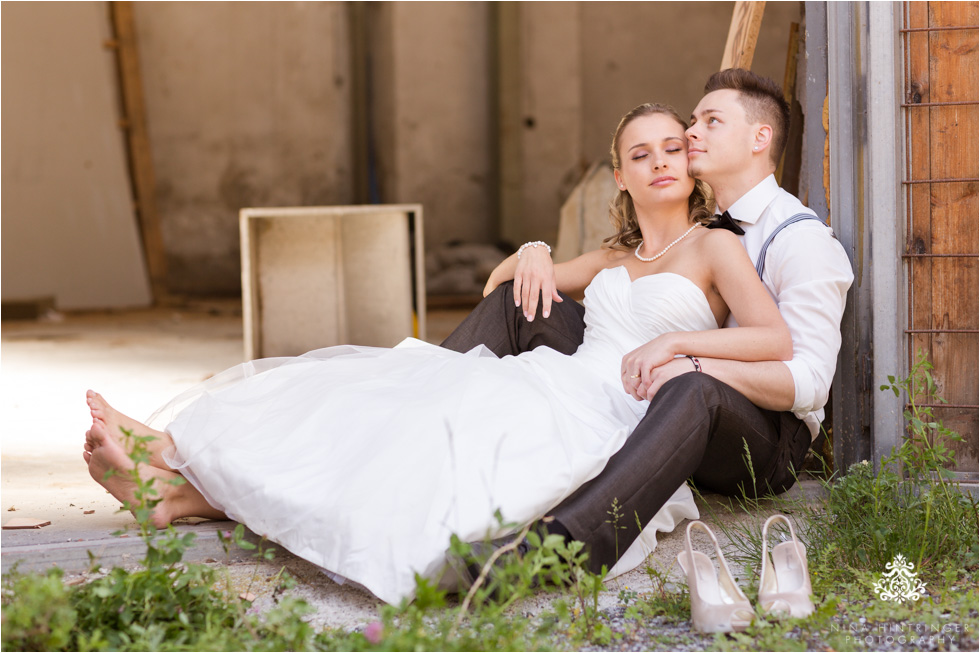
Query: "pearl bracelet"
517 241 552 259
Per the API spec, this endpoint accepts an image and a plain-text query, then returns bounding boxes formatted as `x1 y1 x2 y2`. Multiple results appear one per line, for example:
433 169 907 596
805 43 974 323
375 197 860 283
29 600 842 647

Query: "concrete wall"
579 2 800 163
1 1 151 310
2 2 804 302
499 2 585 248
368 2 495 250
133 1 353 295
500 1 802 248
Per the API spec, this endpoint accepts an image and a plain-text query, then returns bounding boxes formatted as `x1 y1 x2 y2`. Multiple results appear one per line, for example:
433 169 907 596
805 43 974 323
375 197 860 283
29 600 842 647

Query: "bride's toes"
86 390 113 421
85 428 99 451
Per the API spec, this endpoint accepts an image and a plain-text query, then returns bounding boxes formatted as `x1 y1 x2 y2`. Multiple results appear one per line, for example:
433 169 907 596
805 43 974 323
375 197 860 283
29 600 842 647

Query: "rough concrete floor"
0 301 824 631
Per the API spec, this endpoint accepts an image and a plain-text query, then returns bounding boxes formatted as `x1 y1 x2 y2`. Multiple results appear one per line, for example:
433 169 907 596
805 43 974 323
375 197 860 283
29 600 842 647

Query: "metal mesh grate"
900 3 979 475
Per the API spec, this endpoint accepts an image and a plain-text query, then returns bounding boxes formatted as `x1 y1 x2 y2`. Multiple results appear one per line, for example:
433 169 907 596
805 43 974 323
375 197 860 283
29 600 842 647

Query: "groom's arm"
641 358 795 411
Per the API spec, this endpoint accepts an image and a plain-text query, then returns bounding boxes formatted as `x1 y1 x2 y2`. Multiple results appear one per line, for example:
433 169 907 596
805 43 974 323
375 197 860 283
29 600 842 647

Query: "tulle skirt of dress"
148 339 697 604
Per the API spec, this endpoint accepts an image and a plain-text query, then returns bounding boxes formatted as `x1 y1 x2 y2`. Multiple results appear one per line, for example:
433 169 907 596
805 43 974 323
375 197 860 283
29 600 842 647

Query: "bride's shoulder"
601 247 632 266
579 246 630 269
692 226 753 270
695 225 741 251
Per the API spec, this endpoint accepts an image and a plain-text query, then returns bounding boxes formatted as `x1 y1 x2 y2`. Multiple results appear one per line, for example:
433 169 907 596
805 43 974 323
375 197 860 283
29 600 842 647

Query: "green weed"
1 429 323 651
805 353 979 576
688 352 979 651
1 429 613 651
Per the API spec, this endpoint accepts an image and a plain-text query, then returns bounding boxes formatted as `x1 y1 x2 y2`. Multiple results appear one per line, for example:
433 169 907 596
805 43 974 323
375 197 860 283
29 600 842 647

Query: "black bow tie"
707 211 745 236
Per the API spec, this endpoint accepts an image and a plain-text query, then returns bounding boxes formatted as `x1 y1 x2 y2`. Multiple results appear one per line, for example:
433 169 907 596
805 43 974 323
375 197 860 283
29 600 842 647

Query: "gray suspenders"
755 213 827 279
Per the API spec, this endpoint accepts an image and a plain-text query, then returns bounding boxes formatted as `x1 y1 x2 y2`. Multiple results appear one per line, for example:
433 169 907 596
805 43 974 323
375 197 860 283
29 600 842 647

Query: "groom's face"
685 89 756 184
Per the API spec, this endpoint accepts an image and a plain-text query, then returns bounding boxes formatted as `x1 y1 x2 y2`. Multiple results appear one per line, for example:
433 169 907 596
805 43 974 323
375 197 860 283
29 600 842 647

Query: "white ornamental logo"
873 554 927 602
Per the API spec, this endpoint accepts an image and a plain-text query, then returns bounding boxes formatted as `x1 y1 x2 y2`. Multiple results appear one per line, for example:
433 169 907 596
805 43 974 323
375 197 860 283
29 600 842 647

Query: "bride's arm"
662 229 792 360
484 247 609 320
623 230 792 398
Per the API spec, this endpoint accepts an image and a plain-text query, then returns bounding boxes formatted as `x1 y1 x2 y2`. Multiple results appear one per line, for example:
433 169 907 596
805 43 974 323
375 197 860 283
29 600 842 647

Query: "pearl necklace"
634 223 701 262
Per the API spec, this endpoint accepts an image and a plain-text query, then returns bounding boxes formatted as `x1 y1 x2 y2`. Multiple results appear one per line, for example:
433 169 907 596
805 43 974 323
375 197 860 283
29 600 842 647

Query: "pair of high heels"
676 515 814 634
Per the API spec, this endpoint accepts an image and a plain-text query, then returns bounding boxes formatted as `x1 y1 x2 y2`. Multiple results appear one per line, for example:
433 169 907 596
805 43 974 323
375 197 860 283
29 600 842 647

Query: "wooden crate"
240 205 425 359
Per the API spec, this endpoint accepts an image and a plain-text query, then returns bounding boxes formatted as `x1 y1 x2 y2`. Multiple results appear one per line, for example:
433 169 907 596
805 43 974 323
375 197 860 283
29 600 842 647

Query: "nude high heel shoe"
677 521 754 633
757 514 815 619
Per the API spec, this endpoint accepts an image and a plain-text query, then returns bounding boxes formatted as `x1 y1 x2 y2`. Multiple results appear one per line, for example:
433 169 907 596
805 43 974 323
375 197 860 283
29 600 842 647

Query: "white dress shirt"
722 175 854 437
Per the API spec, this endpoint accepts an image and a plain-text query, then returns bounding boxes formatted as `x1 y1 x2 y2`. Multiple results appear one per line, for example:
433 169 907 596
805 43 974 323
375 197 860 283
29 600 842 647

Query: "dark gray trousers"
440 281 586 357
441 281 811 575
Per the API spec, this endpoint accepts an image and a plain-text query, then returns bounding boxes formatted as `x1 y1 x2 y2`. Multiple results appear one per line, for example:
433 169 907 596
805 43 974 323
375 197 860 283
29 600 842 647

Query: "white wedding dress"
148 266 714 604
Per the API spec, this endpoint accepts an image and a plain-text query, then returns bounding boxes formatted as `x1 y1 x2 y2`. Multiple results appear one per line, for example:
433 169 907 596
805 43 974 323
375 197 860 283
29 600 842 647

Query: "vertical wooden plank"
240 210 260 361
906 0 933 378
929 182 979 472
411 208 427 342
905 1 980 474
721 1 767 70
109 2 168 304
930 182 980 255
929 107 979 181
930 1 979 28
928 1 979 472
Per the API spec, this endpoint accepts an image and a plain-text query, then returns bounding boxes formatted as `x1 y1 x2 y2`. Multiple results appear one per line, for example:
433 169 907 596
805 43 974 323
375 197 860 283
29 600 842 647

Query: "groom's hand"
513 247 561 322
637 358 694 401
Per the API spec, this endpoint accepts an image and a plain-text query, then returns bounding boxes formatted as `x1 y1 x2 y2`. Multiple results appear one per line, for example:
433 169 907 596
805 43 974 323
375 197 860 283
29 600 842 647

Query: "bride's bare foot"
84 419 227 527
86 390 175 471
85 419 181 529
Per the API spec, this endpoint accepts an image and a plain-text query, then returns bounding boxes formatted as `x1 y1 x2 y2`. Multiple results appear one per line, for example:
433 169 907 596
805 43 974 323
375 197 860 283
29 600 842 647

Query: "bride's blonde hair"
603 103 714 251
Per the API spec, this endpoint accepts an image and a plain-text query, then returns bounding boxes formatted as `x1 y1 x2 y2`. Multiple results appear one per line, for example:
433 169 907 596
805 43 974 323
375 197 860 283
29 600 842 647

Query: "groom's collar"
715 175 779 226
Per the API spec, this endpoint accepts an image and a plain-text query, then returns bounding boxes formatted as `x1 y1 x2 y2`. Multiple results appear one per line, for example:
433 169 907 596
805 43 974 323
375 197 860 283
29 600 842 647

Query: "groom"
441 68 853 574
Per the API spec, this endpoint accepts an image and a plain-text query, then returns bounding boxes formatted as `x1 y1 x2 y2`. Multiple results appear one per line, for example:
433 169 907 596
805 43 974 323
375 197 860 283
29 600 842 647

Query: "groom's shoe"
459 535 533 601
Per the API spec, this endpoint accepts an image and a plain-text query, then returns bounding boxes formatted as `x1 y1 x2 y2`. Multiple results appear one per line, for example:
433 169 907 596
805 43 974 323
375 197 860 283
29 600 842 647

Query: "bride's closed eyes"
632 149 683 162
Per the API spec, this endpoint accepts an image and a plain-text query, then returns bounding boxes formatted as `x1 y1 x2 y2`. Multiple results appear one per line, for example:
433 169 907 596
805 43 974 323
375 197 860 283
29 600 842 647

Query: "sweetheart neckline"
599 266 718 326
605 265 703 293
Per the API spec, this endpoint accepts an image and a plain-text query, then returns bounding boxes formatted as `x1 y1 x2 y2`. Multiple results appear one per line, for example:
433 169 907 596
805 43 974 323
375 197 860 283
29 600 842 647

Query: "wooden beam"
721 1 767 70
776 21 802 191
108 2 168 304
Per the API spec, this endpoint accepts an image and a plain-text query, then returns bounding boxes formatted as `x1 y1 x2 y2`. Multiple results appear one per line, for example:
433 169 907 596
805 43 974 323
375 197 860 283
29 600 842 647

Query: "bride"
83 103 791 604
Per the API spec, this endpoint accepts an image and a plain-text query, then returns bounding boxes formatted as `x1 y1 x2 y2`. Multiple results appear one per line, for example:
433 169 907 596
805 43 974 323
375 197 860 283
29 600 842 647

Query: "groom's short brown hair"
704 69 790 167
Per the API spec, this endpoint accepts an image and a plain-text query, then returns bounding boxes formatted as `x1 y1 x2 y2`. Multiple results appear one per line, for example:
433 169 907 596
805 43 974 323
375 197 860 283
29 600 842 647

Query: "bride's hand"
513 247 562 322
621 335 678 399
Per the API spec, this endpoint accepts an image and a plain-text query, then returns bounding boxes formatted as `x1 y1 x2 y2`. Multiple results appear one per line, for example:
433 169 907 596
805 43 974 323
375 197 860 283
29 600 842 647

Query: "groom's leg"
547 372 810 575
440 281 586 357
